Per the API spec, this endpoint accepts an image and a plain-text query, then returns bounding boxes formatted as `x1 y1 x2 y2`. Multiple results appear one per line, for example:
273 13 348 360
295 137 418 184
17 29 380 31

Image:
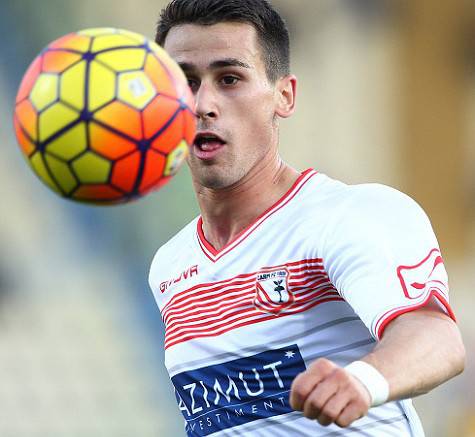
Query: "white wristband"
345 361 389 407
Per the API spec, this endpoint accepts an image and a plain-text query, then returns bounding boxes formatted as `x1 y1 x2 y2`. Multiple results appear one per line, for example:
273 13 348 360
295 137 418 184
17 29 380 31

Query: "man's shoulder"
305 175 428 236
314 174 420 212
342 182 423 216
316 178 432 246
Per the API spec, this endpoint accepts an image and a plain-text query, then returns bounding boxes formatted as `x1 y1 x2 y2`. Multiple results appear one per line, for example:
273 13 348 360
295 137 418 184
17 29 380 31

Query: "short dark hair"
155 0 290 82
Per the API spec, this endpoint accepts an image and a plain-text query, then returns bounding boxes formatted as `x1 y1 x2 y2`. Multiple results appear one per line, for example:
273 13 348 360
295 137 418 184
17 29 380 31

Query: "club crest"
254 267 294 314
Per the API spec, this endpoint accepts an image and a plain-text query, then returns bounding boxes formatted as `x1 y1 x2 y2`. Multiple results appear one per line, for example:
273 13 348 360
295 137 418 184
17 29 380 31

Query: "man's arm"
289 303 465 428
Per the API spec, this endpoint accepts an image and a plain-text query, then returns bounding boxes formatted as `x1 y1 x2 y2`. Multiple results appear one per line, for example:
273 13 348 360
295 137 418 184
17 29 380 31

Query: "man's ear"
275 74 297 119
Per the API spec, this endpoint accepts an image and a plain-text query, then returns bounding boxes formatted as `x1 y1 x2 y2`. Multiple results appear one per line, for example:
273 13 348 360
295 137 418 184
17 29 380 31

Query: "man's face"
164 22 281 189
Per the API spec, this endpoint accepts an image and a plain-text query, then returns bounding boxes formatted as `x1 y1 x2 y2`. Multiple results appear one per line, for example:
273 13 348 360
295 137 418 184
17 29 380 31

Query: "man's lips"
193 141 225 160
193 132 226 160
197 141 223 151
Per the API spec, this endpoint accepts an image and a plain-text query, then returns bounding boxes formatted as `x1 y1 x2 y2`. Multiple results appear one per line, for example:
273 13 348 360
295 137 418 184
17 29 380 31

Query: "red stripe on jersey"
163 259 326 322
162 259 325 318
165 295 344 349
162 282 255 324
276 257 324 268
196 169 318 262
166 292 255 330
162 273 256 314
165 285 332 340
257 289 339 314
163 258 342 349
290 269 327 281
166 292 340 345
166 305 259 339
289 275 330 289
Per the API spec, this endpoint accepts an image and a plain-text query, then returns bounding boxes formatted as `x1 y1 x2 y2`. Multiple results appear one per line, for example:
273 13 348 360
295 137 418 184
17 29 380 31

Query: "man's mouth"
193 132 226 159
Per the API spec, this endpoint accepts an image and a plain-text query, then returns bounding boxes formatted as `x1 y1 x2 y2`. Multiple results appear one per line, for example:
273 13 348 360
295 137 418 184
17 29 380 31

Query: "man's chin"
193 168 238 190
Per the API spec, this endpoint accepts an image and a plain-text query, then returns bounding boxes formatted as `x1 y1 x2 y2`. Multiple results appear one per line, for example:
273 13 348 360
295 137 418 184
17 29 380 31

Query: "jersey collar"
196 168 318 262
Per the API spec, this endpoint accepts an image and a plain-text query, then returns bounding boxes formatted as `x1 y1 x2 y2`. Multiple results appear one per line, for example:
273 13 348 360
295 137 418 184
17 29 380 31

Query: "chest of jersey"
160 211 342 346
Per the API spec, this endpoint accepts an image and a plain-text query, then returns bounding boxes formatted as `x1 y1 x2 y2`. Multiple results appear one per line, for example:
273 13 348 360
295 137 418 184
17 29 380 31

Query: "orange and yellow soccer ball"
13 28 196 204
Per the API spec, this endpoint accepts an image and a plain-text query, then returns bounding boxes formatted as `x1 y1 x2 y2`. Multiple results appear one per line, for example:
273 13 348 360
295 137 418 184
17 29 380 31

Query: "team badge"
254 267 294 314
397 248 448 299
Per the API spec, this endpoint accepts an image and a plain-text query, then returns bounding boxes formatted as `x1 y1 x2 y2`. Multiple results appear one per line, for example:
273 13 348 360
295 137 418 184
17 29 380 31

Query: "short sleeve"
322 184 455 340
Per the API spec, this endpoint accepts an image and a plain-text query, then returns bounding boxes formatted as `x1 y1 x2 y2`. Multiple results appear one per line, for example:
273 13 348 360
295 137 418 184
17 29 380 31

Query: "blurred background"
1 0 474 435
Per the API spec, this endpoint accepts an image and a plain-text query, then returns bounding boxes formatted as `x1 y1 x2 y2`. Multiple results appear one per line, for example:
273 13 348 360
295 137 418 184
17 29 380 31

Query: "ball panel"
144 54 177 98
181 84 196 112
140 175 172 197
30 152 61 194
45 154 78 194
143 95 180 139
89 123 137 159
183 108 197 146
15 99 38 141
88 60 116 112
117 29 146 45
91 34 144 52
14 115 36 157
72 152 111 184
16 55 42 104
94 101 142 140
72 184 123 202
118 71 155 110
39 103 78 142
42 50 82 73
151 111 183 154
46 122 87 160
30 73 59 111
49 33 91 52
111 151 141 192
138 150 166 192
96 48 146 72
150 44 189 98
59 60 86 110
164 140 188 177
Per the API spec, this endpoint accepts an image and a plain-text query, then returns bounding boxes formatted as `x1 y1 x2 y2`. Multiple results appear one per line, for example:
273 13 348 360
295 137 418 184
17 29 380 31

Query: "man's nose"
194 82 218 120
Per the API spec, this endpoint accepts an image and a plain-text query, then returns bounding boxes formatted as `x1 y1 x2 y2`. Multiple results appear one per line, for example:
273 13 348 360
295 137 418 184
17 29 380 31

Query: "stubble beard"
193 163 246 190
188 154 247 190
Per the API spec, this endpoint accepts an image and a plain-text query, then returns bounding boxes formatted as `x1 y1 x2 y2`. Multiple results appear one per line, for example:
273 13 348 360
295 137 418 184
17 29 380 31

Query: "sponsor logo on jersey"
254 268 294 314
160 265 199 293
397 248 448 299
172 344 306 436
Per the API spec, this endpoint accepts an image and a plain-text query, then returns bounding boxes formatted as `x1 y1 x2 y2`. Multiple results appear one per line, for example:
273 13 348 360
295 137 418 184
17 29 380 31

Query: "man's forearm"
362 305 465 402
289 303 465 428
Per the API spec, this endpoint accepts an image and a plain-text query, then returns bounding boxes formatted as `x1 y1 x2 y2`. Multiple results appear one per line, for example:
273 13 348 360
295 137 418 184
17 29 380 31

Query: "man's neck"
195 160 300 252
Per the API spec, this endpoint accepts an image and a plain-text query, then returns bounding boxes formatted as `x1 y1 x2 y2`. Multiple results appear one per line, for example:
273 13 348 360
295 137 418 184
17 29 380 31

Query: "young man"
149 0 465 435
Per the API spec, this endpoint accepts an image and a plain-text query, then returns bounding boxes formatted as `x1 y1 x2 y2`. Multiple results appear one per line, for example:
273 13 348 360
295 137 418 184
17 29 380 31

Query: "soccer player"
148 0 465 435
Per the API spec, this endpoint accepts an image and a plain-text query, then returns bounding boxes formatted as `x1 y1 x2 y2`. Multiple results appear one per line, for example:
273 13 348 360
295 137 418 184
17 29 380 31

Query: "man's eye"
221 76 239 86
187 79 199 92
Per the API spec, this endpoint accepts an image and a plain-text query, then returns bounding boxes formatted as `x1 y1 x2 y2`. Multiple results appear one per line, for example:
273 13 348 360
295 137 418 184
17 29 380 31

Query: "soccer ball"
13 28 196 204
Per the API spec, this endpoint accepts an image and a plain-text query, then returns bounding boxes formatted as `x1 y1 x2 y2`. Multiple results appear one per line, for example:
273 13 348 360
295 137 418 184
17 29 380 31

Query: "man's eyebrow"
178 58 251 73
178 62 197 73
209 58 251 69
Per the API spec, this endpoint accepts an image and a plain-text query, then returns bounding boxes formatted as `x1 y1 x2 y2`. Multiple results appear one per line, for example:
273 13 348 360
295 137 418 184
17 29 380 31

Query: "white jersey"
149 169 454 437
